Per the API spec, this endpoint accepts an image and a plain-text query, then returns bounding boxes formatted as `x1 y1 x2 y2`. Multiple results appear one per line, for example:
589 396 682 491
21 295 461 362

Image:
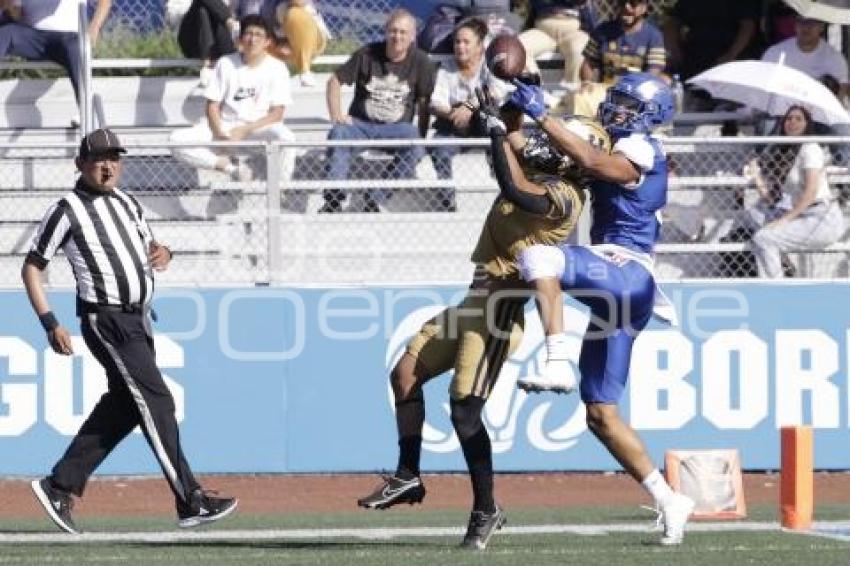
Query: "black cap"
79 128 127 159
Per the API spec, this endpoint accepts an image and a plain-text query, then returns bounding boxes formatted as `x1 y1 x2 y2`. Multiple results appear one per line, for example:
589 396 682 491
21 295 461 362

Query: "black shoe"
318 199 342 213
357 475 426 509
31 478 79 534
177 488 238 528
461 505 506 550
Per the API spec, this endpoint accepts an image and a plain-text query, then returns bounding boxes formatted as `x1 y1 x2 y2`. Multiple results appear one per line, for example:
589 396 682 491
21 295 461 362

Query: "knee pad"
518 244 566 282
450 396 485 441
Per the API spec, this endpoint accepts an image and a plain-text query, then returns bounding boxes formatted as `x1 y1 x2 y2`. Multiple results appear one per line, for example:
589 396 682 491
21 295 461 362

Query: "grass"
1 504 849 565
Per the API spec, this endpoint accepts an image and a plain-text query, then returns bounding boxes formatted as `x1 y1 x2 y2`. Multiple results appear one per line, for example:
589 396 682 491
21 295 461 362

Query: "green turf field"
2 505 849 565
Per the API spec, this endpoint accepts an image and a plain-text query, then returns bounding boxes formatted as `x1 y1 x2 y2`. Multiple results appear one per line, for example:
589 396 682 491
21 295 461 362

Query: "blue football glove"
508 79 547 121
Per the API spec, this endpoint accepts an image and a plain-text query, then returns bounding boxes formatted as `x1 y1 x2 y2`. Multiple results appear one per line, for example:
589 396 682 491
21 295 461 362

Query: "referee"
22 128 237 534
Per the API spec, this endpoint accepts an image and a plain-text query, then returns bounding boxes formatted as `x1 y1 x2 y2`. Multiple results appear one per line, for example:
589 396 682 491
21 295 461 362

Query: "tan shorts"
406 290 525 400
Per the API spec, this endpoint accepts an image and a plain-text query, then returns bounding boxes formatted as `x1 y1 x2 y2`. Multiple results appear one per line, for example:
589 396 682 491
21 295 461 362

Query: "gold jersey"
471 177 585 278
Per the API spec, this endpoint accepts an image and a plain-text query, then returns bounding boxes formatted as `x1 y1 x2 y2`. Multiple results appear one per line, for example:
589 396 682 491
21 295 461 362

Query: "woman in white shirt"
736 105 845 277
429 17 507 211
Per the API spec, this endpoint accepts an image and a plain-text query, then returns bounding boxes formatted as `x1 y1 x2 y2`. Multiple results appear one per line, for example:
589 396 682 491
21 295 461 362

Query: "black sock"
451 397 495 514
395 397 424 479
463 426 495 513
396 436 422 479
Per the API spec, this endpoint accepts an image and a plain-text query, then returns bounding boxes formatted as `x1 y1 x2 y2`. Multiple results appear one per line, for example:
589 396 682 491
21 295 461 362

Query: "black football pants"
49 310 199 507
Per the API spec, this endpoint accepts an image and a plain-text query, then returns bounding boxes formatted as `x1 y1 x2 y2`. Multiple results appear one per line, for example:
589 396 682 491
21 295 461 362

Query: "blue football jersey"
588 134 667 254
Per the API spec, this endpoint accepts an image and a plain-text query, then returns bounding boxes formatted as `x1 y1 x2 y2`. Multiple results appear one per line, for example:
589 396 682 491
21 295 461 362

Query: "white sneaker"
516 358 578 394
299 72 317 87
658 492 695 545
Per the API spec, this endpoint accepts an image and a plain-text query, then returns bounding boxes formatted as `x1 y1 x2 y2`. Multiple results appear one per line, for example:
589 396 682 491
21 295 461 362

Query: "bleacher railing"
0 136 847 287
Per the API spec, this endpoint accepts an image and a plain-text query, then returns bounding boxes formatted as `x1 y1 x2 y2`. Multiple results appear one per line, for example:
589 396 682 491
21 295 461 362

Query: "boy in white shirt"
171 14 295 181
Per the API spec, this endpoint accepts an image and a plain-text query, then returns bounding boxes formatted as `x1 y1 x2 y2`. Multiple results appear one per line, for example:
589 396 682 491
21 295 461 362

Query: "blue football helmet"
598 72 675 138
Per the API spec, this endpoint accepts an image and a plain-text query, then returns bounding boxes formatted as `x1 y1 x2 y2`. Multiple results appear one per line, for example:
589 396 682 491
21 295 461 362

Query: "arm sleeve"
490 134 551 215
25 201 70 269
800 143 825 170
613 135 654 173
430 68 450 110
270 61 293 107
204 56 228 102
646 26 666 71
416 53 438 101
334 47 366 86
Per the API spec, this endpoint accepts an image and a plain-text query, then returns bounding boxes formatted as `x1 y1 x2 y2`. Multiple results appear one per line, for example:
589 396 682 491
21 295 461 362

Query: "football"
485 35 526 81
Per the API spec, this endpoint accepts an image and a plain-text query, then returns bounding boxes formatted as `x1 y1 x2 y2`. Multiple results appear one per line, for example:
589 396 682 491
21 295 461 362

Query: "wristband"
39 311 59 332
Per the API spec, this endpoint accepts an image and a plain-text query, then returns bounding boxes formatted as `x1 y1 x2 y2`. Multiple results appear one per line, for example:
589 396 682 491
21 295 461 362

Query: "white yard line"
5 520 848 544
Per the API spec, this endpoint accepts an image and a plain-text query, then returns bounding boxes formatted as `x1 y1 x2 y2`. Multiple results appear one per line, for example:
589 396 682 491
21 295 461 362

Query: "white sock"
545 333 569 361
642 469 675 507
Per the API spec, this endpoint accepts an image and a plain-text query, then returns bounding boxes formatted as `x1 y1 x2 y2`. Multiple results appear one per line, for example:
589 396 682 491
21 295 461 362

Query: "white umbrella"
783 0 850 25
687 60 850 125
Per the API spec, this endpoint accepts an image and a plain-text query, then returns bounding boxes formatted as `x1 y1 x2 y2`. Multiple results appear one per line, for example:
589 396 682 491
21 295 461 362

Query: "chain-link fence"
1 136 847 287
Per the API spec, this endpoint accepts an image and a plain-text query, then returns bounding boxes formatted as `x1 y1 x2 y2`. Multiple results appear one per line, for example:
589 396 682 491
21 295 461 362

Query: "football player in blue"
506 72 695 545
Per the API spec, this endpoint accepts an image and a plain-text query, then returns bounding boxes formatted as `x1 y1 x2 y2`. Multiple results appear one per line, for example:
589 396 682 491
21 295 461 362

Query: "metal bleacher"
1 52 849 285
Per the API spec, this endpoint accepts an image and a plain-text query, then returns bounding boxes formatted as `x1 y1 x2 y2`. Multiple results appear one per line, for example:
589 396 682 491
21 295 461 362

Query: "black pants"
50 310 199 508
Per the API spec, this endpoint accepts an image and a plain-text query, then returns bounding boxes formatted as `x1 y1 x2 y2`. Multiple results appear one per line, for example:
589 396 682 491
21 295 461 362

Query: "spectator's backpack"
418 4 465 54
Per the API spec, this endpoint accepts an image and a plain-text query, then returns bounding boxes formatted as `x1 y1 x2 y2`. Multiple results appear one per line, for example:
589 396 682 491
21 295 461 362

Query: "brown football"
485 35 526 81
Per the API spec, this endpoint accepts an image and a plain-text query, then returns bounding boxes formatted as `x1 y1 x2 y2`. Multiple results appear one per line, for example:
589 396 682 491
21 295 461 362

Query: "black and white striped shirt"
26 179 155 306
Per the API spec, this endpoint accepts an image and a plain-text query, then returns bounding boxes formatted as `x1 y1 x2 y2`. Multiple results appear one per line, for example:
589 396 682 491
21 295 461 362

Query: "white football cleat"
516 358 578 394
658 492 695 545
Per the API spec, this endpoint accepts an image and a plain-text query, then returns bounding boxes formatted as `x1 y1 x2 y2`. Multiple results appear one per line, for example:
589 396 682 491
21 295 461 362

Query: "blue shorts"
558 245 656 404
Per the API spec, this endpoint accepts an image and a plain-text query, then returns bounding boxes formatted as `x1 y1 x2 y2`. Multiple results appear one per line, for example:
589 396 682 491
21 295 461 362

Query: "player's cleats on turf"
357 475 426 509
461 505 506 550
658 492 695 545
517 358 578 394
31 478 79 534
177 488 238 528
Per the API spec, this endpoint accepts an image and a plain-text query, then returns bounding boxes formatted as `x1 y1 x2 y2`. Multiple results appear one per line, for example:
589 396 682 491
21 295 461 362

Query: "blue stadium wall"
1 282 849 475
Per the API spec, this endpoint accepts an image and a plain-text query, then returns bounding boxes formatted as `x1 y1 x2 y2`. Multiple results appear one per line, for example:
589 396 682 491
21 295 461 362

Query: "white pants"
170 120 296 179
751 201 845 278
519 16 588 84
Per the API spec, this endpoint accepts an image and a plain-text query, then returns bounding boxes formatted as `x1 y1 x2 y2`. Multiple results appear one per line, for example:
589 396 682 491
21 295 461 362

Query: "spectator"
569 0 664 118
178 0 239 92
724 105 844 278
320 8 437 213
664 0 761 110
0 0 112 106
429 17 508 211
761 15 848 101
273 0 331 87
170 14 295 182
518 0 597 90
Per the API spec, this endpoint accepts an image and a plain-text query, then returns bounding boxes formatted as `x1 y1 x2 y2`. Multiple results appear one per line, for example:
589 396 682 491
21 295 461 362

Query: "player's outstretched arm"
537 115 640 185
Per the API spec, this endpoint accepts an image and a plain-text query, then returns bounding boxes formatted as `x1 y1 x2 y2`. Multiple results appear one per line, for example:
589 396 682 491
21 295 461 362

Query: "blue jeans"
0 24 80 103
324 119 424 204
